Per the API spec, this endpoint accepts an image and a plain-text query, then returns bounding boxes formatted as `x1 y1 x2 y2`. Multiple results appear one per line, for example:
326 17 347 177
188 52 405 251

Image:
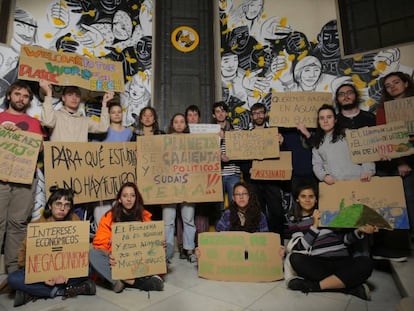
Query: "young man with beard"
335 84 375 129
0 80 45 274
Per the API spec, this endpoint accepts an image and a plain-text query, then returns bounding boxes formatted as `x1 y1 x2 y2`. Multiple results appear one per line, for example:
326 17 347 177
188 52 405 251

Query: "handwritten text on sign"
44 142 137 204
136 134 222 204
25 221 89 284
112 221 166 280
18 45 124 92
225 128 279 160
384 96 414 135
198 232 283 282
345 121 414 163
0 126 42 184
269 92 332 128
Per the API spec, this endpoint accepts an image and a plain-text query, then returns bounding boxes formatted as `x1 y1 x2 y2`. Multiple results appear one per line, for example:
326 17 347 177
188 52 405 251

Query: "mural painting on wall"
0 0 153 219
220 0 412 130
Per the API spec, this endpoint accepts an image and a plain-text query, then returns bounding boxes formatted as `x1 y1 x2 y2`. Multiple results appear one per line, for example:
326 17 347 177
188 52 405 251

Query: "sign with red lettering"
251 152 292 180
18 45 124 92
25 221 89 284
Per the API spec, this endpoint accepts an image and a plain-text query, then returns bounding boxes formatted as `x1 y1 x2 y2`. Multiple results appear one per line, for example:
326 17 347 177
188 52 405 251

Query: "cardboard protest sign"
269 92 332 128
198 232 283 282
0 126 42 184
384 96 414 135
44 142 136 204
18 45 124 92
136 133 222 204
225 128 280 160
250 151 292 180
318 177 408 229
345 122 414 163
111 221 166 280
189 124 220 134
25 221 89 284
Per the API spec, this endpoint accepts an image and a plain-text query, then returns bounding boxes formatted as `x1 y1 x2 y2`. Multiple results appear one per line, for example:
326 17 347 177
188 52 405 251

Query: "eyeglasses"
234 192 249 197
252 111 265 116
53 201 71 210
337 90 355 97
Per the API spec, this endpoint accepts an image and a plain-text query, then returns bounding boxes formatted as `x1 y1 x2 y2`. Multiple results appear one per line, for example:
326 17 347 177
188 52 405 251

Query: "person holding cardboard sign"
8 188 96 307
312 104 375 184
285 184 377 301
39 79 113 142
90 182 164 293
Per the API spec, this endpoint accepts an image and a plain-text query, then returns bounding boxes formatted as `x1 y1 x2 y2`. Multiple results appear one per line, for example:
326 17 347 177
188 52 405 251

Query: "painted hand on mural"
48 1 71 29
374 48 401 77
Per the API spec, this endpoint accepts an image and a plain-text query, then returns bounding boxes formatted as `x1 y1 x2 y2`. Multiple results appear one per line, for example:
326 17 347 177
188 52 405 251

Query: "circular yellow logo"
171 26 199 53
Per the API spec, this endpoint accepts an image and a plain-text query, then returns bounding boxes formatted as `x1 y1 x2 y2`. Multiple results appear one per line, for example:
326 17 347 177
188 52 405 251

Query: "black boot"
13 290 35 307
63 279 96 299
288 278 321 293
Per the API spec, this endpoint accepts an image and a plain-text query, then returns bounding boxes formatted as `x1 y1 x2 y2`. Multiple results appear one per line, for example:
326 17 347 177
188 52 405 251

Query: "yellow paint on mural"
376 61 387 72
257 56 265 67
365 98 375 107
253 89 261 98
368 79 377 87
344 68 352 75
280 17 287 27
297 50 308 61
351 75 367 89
235 106 246 114
353 55 363 61
44 33 53 39
254 43 263 50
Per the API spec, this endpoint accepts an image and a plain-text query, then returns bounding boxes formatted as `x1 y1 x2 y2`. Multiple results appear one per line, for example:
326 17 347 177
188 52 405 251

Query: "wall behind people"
220 0 414 129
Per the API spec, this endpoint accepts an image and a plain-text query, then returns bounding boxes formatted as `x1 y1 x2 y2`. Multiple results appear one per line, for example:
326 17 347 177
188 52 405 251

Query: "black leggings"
290 253 373 288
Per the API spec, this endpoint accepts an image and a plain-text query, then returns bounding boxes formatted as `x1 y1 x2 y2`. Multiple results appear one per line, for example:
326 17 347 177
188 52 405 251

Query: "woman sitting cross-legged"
8 188 96 307
89 182 164 293
285 183 377 301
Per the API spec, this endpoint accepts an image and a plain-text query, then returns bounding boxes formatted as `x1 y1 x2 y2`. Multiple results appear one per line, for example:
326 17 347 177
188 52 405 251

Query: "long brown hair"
111 182 145 222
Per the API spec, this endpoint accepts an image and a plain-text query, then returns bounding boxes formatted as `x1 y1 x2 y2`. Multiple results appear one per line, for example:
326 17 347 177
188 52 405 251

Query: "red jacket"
92 210 152 252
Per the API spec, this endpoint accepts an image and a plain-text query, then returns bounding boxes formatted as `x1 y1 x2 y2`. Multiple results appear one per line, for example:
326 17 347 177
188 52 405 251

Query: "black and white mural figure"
221 0 413 126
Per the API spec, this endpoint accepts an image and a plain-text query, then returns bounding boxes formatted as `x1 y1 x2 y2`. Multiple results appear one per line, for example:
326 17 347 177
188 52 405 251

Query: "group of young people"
0 70 413 306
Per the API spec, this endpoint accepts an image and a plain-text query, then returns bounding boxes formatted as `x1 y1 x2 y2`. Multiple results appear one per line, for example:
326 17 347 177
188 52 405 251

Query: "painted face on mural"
13 20 36 46
300 65 322 88
112 10 133 40
94 0 121 14
221 54 239 78
136 36 152 67
231 26 250 51
129 75 147 101
320 28 339 54
244 0 263 21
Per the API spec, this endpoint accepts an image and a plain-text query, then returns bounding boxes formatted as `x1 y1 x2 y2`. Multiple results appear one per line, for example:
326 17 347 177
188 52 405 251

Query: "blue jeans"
163 203 195 259
8 269 87 297
220 174 241 213
89 248 116 285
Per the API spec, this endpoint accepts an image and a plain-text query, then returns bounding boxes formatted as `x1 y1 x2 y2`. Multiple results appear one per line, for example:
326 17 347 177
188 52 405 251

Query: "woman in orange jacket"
89 182 164 293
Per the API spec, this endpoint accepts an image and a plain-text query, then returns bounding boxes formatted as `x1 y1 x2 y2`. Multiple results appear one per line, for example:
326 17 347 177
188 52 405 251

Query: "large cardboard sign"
198 232 283 282
189 124 221 134
25 221 89 284
18 45 124 92
111 221 167 280
345 122 414 163
225 128 280 160
136 134 223 204
384 96 414 135
319 177 408 229
250 151 292 180
44 142 136 204
0 126 42 184
269 92 332 128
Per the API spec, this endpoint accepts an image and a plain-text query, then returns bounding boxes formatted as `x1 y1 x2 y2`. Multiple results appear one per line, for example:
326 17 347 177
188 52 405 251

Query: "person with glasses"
8 188 96 307
215 182 268 232
335 83 375 130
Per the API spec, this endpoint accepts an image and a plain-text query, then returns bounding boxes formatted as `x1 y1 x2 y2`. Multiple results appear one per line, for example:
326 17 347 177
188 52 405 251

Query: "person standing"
0 80 45 274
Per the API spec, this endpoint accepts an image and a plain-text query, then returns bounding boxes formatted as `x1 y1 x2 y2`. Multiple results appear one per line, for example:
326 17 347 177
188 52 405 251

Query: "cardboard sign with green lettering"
384 96 414 135
198 232 283 282
345 122 414 163
25 221 89 284
225 128 280 160
136 133 222 204
269 92 332 128
0 126 42 184
111 221 166 280
251 151 292 180
318 177 408 229
18 45 124 92
43 142 137 204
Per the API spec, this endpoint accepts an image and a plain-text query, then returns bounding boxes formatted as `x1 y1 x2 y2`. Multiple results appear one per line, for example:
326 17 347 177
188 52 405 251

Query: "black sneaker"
13 290 34 307
372 249 408 262
137 275 164 291
63 279 96 299
288 278 320 293
346 283 371 301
